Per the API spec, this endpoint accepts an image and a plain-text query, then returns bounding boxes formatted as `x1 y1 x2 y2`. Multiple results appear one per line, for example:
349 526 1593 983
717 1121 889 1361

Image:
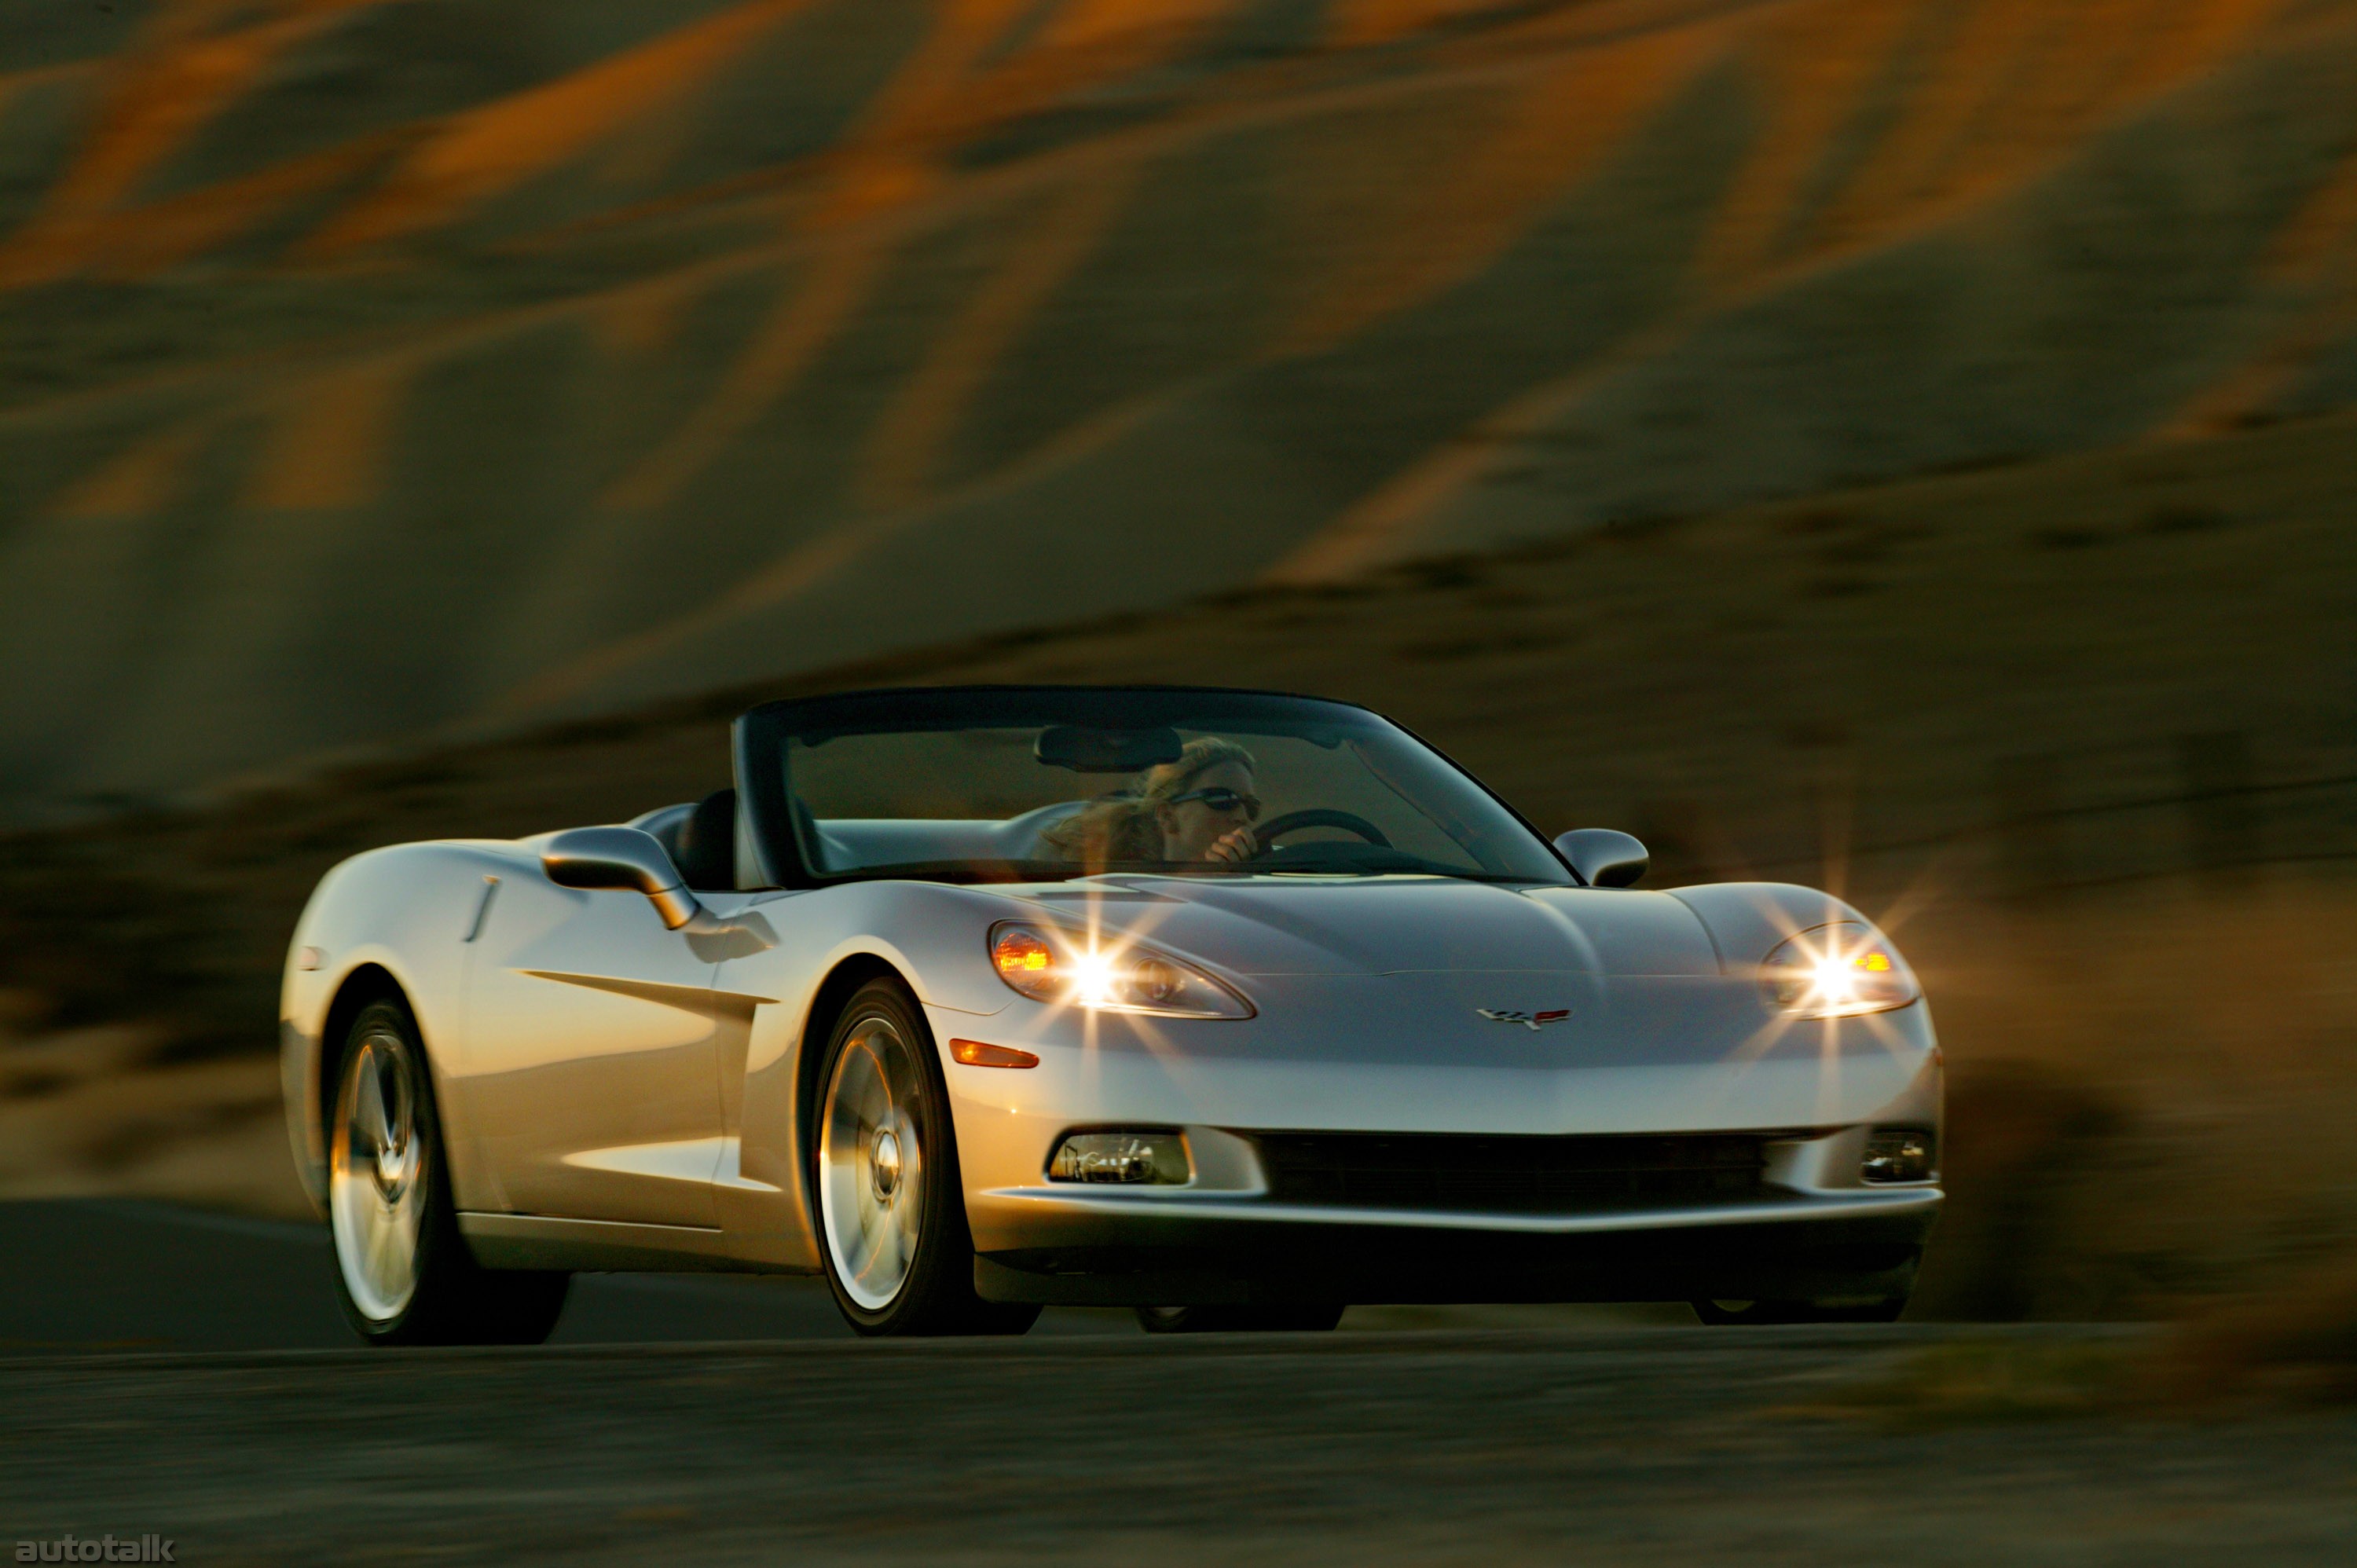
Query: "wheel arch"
282 841 509 1213
794 952 922 1159
786 947 1032 1333
315 965 415 1150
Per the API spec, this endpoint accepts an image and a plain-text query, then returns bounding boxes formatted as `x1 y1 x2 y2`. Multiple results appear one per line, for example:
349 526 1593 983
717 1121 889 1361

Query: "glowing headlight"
989 921 1252 1019
1761 922 1919 1019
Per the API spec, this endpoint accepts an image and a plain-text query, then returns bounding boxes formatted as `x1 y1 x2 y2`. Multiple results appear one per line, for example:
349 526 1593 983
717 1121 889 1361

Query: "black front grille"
1252 1131 1779 1214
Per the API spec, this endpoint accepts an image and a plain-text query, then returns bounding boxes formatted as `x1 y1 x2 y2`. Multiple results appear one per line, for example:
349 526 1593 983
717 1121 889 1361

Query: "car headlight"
989 921 1252 1019
1761 922 1919 1019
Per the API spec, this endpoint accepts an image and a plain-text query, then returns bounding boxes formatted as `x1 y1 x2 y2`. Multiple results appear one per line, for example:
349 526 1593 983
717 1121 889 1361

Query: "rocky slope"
4 0 2355 818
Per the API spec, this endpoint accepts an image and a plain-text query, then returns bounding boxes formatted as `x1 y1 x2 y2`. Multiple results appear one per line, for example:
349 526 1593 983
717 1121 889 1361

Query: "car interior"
630 793 1091 888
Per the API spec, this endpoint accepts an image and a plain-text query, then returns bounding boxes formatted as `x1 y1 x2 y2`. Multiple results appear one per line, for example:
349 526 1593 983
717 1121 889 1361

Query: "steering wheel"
1252 808 1391 852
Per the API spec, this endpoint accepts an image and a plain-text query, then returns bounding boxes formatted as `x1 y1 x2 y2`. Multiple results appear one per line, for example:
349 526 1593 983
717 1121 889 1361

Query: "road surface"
3 1201 2351 1565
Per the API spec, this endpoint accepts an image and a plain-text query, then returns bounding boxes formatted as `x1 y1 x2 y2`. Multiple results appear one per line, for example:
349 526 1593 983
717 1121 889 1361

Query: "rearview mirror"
543 826 702 929
1553 828 1648 888
1034 724 1184 772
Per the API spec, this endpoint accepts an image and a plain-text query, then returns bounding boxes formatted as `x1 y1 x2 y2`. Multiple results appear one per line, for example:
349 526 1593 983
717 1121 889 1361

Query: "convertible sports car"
281 686 1941 1343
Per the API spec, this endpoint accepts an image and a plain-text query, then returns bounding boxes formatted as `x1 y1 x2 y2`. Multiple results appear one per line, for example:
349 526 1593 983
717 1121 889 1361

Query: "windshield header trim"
745 684 1381 744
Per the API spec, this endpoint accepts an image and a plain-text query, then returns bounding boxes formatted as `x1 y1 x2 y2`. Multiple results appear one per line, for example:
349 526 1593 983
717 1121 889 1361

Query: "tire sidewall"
329 998 464 1344
811 977 971 1334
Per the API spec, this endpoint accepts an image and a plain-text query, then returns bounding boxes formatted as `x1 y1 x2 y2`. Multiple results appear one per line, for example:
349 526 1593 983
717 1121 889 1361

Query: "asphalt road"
5 1331 2353 1566
5 1202 2353 1565
0 1197 915 1352
0 1199 1693 1353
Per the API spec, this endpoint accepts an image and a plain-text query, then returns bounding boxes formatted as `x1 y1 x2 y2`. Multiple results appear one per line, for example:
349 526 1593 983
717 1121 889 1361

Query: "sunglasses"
1167 786 1262 820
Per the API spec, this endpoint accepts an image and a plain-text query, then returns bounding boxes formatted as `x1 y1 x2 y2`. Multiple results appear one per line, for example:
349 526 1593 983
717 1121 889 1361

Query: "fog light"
1861 1127 1936 1184
1048 1131 1190 1185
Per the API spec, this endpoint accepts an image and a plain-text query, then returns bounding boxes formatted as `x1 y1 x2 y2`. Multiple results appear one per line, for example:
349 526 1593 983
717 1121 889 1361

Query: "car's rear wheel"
814 977 1039 1337
1135 1303 1346 1334
328 998 569 1346
1691 1296 1908 1324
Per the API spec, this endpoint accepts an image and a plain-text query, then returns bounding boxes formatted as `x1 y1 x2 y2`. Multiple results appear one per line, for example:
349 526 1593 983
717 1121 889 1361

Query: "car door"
455 864 724 1228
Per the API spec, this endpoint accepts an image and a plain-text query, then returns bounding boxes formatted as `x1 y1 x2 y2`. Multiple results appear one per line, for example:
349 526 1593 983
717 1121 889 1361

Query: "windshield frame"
730 685 1576 890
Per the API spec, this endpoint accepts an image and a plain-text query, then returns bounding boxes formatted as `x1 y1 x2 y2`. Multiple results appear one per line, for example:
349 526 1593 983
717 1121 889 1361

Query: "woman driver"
1043 737 1260 868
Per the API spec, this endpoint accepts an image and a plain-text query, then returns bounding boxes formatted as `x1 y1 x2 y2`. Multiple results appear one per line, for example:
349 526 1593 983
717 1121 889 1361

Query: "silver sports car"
281 685 1941 1343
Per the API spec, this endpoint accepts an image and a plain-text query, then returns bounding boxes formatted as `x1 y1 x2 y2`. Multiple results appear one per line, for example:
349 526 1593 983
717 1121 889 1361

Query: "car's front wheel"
328 998 569 1345
813 977 1039 1337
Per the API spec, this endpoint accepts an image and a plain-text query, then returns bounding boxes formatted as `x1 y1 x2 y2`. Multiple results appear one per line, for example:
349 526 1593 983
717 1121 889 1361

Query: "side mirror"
543 826 702 929
1554 828 1648 888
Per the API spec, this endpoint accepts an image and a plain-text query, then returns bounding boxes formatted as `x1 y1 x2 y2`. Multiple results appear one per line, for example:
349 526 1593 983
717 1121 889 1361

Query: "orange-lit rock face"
0 0 2352 815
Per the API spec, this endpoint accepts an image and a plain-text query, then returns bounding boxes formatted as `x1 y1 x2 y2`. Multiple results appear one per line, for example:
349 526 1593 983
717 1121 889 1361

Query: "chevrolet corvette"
280 686 1941 1343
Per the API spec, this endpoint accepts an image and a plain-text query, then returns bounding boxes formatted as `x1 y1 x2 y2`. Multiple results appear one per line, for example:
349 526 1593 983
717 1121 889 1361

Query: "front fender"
279 842 511 1215
1666 882 1901 976
1664 878 1942 1141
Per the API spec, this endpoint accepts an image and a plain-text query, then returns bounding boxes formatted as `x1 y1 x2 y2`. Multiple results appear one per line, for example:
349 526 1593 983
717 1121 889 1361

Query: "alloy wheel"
818 1014 928 1311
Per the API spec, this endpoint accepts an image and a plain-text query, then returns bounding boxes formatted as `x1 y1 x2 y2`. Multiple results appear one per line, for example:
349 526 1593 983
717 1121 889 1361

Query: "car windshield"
739 688 1571 886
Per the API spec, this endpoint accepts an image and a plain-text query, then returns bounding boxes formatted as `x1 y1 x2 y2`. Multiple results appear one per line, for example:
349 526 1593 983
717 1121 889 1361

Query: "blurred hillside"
4 0 2356 822
5 405 2354 1321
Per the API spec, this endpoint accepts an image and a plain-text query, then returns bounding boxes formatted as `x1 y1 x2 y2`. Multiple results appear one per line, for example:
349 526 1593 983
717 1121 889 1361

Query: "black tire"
1136 1303 1346 1334
327 998 570 1346
811 977 1039 1337
1691 1296 1908 1325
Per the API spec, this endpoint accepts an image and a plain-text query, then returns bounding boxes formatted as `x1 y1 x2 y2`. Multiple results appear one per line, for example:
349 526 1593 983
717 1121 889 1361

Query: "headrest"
674 788 738 891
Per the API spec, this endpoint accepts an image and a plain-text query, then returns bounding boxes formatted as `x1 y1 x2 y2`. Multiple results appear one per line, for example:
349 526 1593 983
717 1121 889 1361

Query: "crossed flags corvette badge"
1475 1008 1571 1031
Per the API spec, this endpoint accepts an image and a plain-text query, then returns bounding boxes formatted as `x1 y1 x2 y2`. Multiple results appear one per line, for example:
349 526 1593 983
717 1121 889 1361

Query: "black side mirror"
1553 829 1648 888
543 826 702 929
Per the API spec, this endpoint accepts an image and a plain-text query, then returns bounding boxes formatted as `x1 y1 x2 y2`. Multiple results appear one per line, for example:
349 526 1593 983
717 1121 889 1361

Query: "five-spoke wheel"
812 978 1039 1336
818 1012 929 1313
329 1020 427 1324
326 998 569 1345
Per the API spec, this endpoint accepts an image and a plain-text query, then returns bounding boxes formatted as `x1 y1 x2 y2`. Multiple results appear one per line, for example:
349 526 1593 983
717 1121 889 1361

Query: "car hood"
1002 877 1721 977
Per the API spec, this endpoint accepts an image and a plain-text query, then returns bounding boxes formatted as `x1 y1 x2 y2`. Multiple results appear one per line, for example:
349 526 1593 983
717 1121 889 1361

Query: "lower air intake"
1251 1130 1782 1214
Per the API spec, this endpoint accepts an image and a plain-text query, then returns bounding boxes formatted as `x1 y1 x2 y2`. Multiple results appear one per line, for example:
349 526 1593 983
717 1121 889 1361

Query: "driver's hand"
1204 826 1256 863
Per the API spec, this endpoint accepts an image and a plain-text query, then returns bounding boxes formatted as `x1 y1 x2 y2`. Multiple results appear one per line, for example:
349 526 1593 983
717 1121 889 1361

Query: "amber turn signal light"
950 1038 1039 1068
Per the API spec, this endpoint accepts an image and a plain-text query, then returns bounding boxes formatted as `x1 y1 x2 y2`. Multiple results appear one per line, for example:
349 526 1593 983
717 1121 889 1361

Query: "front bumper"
934 976 1944 1306
971 1188 1939 1306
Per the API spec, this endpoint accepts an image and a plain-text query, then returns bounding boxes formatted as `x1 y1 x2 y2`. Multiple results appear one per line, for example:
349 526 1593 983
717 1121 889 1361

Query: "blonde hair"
1042 736 1256 867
